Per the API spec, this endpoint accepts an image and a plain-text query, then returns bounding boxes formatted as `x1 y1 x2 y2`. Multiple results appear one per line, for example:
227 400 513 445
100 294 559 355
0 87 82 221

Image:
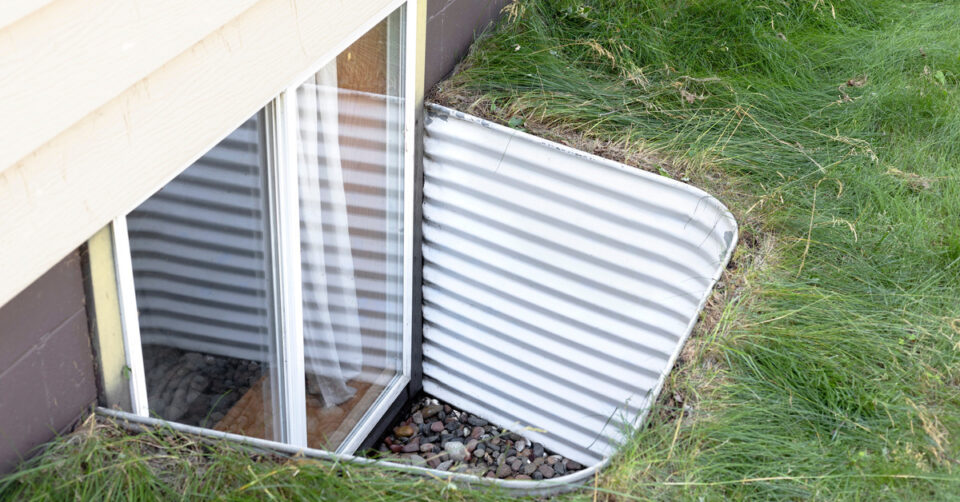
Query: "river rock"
444 441 468 462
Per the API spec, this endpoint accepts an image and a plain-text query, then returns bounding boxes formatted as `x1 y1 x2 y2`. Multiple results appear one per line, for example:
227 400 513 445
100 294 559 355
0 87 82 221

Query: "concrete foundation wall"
425 0 510 89
0 251 96 473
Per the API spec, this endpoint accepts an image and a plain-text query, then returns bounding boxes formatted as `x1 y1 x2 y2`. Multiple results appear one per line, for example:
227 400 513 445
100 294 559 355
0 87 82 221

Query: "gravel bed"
371 396 585 480
142 345 261 427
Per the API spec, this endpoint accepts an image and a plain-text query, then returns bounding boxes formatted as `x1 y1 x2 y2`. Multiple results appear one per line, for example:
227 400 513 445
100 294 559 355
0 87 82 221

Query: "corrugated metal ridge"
421 103 737 466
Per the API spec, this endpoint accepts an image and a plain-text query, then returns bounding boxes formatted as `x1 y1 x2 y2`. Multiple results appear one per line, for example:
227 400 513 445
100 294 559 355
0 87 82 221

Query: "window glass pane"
127 111 280 441
296 7 405 450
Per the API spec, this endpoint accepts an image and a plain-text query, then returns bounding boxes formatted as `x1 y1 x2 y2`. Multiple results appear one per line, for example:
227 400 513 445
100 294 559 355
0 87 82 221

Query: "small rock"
427 457 441 468
538 464 555 479
465 439 479 452
495 464 512 478
533 457 545 466
443 404 452 413
520 448 532 459
474 447 485 457
436 460 454 471
444 421 459 432
470 426 484 439
467 416 488 427
389 444 403 453
523 463 538 475
421 404 442 418
546 455 562 465
533 443 545 458
394 425 415 438
565 459 583 471
532 471 544 480
515 474 532 480
401 437 420 453
490 437 501 446
554 462 566 475
429 421 445 433
412 412 424 425
510 459 523 472
423 434 439 443
420 443 435 453
465 467 487 476
405 454 427 467
505 448 517 457
444 441 468 462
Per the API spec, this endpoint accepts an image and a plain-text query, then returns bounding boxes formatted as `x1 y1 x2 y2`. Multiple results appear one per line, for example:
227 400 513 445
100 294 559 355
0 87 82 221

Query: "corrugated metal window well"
95 94 735 494
415 104 737 478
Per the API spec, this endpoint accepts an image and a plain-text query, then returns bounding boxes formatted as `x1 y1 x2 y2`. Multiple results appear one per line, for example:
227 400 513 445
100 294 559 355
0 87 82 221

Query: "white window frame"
110 0 417 454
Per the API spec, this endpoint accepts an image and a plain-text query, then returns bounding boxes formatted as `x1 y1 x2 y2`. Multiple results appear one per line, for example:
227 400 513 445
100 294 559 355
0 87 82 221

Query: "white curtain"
297 62 364 407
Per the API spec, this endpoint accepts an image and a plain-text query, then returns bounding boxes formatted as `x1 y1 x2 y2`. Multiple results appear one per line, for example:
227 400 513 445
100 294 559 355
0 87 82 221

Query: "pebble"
538 464 555 479
564 459 583 471
411 412 424 425
533 443 545 458
470 426 484 439
394 425 415 438
532 471 544 480
554 462 566 475
510 459 523 471
429 421 445 433
404 454 426 467
466 416 488 427
465 439 479 452
420 443 435 453
421 404 442 418
523 463 538 475
546 455 562 465
444 441 468 462
495 464 512 478
436 460 453 471
401 437 420 453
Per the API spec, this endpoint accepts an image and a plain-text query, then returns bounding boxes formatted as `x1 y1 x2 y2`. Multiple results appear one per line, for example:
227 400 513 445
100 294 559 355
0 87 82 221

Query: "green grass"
434 0 960 499
0 416 520 501
5 1 960 500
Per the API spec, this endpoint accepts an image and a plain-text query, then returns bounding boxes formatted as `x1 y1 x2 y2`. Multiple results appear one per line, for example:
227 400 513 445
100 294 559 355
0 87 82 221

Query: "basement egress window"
96 2 738 488
111 6 411 453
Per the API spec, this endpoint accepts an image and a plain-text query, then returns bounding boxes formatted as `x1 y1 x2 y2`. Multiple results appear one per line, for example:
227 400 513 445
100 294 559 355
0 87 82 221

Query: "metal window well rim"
96 407 604 496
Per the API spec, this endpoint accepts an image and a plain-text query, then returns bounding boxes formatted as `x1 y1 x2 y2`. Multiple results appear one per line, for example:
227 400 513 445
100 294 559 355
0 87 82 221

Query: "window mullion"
111 215 150 417
269 91 308 447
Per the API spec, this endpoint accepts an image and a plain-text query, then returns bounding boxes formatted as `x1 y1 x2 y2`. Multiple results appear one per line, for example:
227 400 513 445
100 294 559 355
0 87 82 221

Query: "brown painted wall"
426 0 511 89
0 250 96 473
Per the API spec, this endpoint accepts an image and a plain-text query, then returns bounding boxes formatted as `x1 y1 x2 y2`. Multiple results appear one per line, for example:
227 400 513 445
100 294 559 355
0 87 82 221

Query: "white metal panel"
420 104 737 466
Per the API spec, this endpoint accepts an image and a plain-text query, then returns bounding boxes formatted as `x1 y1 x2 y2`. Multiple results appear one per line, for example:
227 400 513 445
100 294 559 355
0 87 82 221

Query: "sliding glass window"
116 6 409 453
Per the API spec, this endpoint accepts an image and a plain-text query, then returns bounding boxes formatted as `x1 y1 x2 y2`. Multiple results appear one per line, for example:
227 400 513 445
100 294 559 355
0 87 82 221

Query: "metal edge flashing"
420 103 738 466
95 407 603 496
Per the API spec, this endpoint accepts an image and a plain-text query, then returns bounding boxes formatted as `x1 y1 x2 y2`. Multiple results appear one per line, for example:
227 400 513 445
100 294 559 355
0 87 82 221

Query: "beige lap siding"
0 0 401 308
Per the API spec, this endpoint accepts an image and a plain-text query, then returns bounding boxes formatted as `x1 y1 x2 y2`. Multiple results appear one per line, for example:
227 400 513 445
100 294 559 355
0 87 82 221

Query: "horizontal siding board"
0 0 260 172
420 104 737 466
0 0 401 307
